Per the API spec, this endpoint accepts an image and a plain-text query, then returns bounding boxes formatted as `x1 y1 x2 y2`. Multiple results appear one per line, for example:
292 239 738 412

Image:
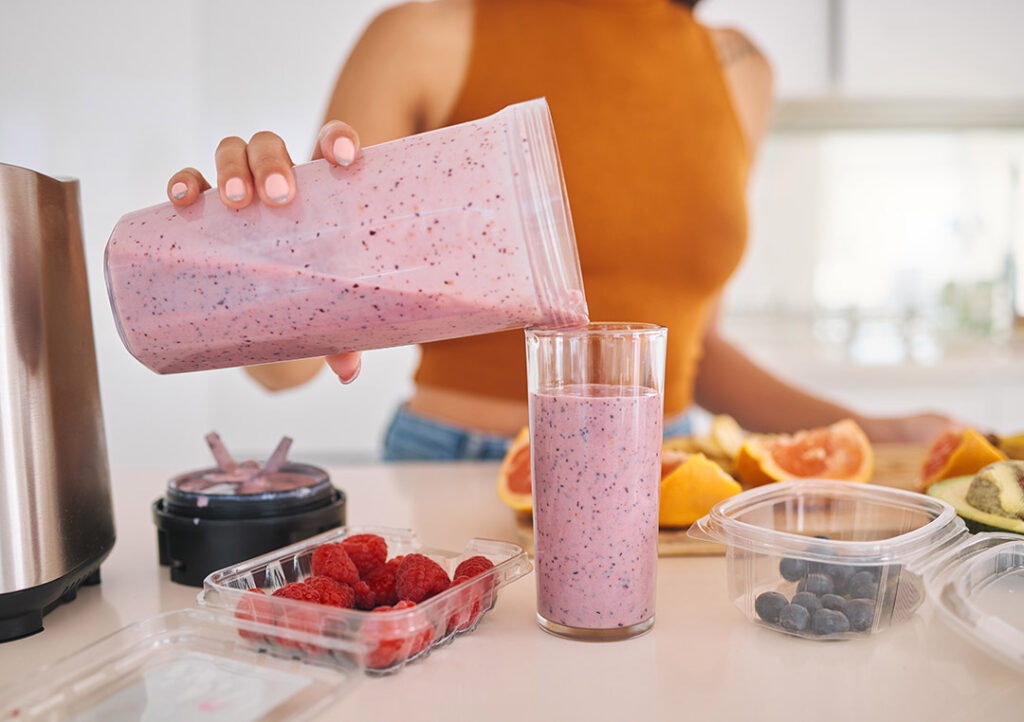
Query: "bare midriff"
406 385 528 436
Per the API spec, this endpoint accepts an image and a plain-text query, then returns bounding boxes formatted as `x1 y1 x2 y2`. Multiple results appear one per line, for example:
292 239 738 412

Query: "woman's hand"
165 122 365 385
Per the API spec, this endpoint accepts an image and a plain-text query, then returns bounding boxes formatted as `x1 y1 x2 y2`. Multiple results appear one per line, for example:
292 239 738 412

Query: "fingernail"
339 359 361 385
171 182 188 199
332 137 356 166
224 177 246 201
264 172 290 202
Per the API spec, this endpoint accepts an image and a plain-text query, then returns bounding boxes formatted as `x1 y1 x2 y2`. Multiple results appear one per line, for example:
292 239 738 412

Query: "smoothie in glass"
531 384 662 631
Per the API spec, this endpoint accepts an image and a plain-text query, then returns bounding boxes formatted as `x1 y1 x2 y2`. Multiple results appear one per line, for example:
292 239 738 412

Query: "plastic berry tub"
0 610 362 721
689 480 969 640
198 526 532 675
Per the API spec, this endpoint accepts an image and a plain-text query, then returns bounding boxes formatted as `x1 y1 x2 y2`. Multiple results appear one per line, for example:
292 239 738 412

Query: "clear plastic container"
926 532 1024 672
689 480 969 640
198 526 532 674
0 610 361 721
104 98 588 374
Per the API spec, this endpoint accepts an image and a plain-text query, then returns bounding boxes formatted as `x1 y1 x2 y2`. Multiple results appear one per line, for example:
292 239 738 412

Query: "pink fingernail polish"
171 182 188 199
339 359 362 385
264 173 290 202
224 177 246 201
333 137 356 166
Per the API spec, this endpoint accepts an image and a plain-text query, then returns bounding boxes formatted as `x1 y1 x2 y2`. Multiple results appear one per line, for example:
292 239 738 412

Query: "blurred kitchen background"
2 0 1022 471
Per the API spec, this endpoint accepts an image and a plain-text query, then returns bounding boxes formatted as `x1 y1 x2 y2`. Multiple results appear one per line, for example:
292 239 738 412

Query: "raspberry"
341 534 388 578
353 580 376 610
454 555 494 579
235 588 275 641
395 554 450 603
310 543 359 585
272 581 321 603
364 600 434 670
446 576 484 634
306 575 355 609
271 583 325 652
363 555 404 608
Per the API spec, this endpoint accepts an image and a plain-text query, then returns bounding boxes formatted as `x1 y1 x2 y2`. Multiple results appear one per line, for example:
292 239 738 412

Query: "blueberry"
820 594 847 612
824 563 854 593
755 592 789 624
844 599 876 632
799 573 835 597
779 603 810 632
848 570 876 590
853 566 881 583
811 608 851 636
791 591 822 613
779 557 808 582
848 581 879 601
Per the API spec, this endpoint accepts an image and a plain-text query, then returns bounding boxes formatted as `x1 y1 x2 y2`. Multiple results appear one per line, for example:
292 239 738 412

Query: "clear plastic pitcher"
105 98 588 374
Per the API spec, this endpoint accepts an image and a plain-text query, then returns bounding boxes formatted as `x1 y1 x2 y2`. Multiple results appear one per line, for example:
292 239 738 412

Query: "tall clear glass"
525 323 667 641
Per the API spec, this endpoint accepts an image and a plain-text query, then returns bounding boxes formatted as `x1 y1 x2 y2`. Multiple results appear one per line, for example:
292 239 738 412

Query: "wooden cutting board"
513 443 929 557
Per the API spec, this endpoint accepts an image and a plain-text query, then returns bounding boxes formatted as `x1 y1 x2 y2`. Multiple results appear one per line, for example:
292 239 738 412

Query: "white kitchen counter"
1 462 1020 721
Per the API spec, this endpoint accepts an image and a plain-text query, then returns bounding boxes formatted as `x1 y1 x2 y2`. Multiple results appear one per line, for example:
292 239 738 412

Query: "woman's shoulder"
365 0 473 42
704 26 775 153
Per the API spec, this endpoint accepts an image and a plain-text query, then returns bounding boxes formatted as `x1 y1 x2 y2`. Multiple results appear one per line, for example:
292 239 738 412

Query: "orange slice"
734 419 874 487
497 427 532 512
659 453 742 527
920 428 1006 489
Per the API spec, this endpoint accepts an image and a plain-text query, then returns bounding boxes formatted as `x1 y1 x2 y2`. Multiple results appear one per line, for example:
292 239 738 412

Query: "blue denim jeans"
381 405 694 462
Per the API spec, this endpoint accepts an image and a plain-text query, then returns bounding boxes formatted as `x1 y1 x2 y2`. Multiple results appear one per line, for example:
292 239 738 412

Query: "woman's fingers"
167 168 211 207
246 131 297 206
214 136 255 209
315 120 361 166
325 352 362 384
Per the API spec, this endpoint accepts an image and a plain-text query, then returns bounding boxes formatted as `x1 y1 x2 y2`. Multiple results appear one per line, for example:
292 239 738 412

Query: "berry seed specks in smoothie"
104 99 587 374
530 383 662 635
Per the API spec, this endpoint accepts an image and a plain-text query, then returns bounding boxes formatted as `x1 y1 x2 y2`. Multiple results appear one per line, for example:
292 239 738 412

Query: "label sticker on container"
69 651 310 722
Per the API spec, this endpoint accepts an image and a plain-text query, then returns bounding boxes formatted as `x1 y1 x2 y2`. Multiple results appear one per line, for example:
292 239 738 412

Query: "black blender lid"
165 434 332 519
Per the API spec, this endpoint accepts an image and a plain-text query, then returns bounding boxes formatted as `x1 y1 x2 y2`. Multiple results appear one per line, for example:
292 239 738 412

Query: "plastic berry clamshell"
0 610 362 721
689 480 971 640
198 526 532 675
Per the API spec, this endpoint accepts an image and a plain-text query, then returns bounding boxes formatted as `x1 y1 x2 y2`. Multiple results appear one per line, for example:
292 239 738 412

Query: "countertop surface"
1 462 1021 721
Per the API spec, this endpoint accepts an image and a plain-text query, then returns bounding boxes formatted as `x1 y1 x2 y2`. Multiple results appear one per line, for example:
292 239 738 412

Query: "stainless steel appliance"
0 162 114 642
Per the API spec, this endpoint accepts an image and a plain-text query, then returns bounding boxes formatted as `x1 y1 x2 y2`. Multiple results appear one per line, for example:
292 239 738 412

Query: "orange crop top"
414 0 750 418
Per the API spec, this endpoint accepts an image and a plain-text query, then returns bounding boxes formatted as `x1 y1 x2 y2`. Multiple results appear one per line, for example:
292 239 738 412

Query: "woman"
167 0 954 459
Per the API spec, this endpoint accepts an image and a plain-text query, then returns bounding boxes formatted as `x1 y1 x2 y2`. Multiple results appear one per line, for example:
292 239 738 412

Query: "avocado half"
927 461 1024 535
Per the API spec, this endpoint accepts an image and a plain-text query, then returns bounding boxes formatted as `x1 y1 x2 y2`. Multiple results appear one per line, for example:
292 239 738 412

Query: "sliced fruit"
995 432 1024 461
920 428 1006 489
926 461 1024 534
661 448 692 479
659 453 742 527
710 414 746 460
497 427 532 512
734 419 874 487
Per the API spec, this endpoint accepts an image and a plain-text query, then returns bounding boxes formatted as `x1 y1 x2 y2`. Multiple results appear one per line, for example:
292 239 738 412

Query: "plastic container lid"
925 532 1024 673
0 610 362 721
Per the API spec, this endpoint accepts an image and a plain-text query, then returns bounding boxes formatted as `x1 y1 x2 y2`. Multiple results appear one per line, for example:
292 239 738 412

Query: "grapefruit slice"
734 419 874 487
659 453 742 527
920 428 1006 489
497 427 532 512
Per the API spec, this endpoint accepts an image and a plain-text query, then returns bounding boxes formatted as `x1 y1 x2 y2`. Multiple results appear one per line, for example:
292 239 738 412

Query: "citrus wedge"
497 427 532 512
659 453 742 527
734 419 874 487
920 427 1006 489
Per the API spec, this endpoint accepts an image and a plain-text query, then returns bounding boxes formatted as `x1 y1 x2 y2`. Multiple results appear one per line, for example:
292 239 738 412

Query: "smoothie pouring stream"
104 99 587 374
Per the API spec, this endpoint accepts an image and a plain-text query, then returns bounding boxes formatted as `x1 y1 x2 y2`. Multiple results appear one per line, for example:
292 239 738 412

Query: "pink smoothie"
530 383 662 630
105 101 587 373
